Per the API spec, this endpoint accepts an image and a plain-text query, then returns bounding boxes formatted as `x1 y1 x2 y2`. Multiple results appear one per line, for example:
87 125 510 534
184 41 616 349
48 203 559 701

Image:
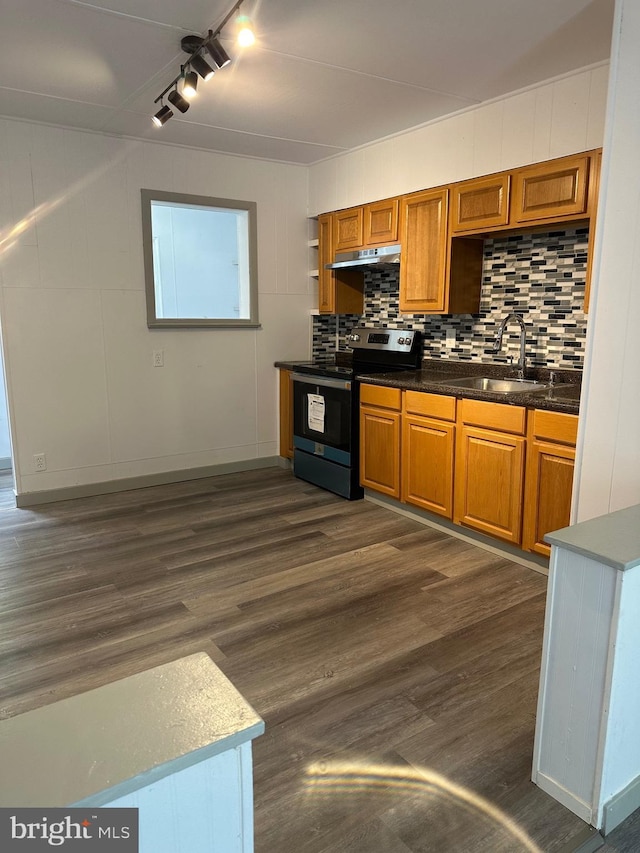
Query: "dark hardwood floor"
0 467 637 851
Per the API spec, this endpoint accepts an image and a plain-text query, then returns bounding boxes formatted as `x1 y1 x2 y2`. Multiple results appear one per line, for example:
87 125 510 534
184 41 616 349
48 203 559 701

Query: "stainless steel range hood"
325 244 401 270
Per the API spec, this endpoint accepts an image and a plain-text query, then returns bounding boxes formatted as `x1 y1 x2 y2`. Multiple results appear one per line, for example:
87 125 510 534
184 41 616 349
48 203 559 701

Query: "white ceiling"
0 0 615 164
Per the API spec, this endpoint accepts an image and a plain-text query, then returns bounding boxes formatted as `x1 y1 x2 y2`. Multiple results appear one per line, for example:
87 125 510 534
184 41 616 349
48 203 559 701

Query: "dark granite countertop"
360 359 581 415
277 357 582 415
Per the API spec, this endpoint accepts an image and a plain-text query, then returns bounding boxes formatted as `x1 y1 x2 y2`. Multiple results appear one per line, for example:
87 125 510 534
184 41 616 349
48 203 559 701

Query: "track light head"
206 37 231 69
191 53 215 81
182 70 198 100
168 89 190 113
236 14 255 47
152 104 173 127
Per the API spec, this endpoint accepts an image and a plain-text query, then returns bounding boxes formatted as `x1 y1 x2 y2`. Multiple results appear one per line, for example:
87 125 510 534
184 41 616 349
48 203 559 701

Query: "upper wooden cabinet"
333 207 363 251
318 213 363 315
399 186 484 314
399 188 450 313
318 148 599 314
333 199 398 252
512 154 590 224
451 174 511 232
450 152 595 236
364 198 399 245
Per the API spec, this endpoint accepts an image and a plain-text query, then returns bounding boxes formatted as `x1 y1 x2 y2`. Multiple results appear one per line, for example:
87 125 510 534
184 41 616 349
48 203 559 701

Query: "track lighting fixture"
151 0 255 127
168 89 190 114
152 104 173 127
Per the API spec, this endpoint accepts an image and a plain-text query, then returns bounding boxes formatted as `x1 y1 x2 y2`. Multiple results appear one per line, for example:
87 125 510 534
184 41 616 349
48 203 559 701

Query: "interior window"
141 189 259 328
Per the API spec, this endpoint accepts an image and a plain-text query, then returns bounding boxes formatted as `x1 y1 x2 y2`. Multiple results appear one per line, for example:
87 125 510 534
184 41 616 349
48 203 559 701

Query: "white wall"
309 63 609 215
573 0 640 522
0 121 314 496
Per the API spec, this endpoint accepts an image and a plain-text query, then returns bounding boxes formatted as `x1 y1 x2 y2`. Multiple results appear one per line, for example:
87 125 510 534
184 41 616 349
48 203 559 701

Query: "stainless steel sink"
442 376 549 394
529 383 581 401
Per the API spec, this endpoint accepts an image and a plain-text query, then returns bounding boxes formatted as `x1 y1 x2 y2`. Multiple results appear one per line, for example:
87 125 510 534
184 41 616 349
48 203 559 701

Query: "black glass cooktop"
288 360 354 379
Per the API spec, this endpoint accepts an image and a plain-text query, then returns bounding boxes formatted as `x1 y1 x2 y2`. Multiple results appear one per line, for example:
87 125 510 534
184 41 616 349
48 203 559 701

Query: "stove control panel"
348 327 417 352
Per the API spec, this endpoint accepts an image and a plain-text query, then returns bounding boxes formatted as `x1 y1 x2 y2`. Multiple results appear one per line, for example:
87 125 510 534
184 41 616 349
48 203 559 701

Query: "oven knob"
349 334 360 342
398 337 405 344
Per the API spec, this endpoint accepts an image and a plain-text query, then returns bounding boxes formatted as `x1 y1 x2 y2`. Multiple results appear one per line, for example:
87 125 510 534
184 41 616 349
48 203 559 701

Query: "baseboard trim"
15 457 280 507
602 774 640 835
532 770 593 824
363 491 550 576
555 825 604 853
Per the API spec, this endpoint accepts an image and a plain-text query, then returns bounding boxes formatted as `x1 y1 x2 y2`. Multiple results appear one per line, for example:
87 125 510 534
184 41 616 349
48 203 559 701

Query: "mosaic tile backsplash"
313 228 588 370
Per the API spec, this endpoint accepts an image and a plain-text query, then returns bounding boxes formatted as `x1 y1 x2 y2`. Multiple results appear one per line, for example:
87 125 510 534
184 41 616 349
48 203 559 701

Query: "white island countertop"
545 503 640 572
0 652 265 807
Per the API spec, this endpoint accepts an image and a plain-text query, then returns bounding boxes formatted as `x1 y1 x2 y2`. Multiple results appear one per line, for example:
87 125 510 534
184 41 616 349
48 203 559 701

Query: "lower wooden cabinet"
401 391 456 518
359 384 402 498
522 410 578 557
454 399 526 545
278 368 294 459
358 387 578 556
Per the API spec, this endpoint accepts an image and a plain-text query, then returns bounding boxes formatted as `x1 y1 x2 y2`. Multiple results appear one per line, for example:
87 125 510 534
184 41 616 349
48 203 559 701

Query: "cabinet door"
454 425 525 544
334 207 364 251
522 440 575 557
364 199 399 245
399 188 449 313
512 154 589 224
402 414 455 518
278 369 294 459
360 406 401 498
451 173 510 232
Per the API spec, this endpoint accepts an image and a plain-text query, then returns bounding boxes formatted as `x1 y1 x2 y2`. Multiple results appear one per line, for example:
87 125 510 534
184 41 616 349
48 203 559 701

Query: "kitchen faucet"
492 312 528 379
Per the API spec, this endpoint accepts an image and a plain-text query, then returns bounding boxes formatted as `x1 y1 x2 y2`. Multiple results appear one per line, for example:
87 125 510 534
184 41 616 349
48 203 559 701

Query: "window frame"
141 189 260 329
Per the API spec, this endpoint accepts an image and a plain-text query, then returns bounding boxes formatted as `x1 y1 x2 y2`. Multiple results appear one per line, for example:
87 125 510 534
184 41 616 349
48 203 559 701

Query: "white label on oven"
307 393 325 432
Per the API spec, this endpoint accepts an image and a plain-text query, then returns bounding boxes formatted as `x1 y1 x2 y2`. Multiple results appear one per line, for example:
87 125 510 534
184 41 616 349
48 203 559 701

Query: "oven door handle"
291 373 351 391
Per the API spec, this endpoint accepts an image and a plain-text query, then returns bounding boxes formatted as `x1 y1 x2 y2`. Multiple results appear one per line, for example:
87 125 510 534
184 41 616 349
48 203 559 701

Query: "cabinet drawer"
360 384 402 410
530 409 578 445
404 390 456 421
458 398 526 434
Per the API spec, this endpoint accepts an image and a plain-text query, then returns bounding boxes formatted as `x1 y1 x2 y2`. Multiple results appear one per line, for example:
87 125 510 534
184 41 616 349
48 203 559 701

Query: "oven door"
292 373 353 464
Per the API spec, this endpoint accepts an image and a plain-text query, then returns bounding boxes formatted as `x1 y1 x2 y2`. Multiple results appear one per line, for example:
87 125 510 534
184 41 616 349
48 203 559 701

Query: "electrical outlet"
446 328 456 347
153 349 164 367
34 453 46 472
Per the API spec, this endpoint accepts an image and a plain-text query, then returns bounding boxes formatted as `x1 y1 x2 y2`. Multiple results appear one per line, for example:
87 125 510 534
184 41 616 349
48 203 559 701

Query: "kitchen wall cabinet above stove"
318 213 364 315
333 198 399 252
450 151 597 236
